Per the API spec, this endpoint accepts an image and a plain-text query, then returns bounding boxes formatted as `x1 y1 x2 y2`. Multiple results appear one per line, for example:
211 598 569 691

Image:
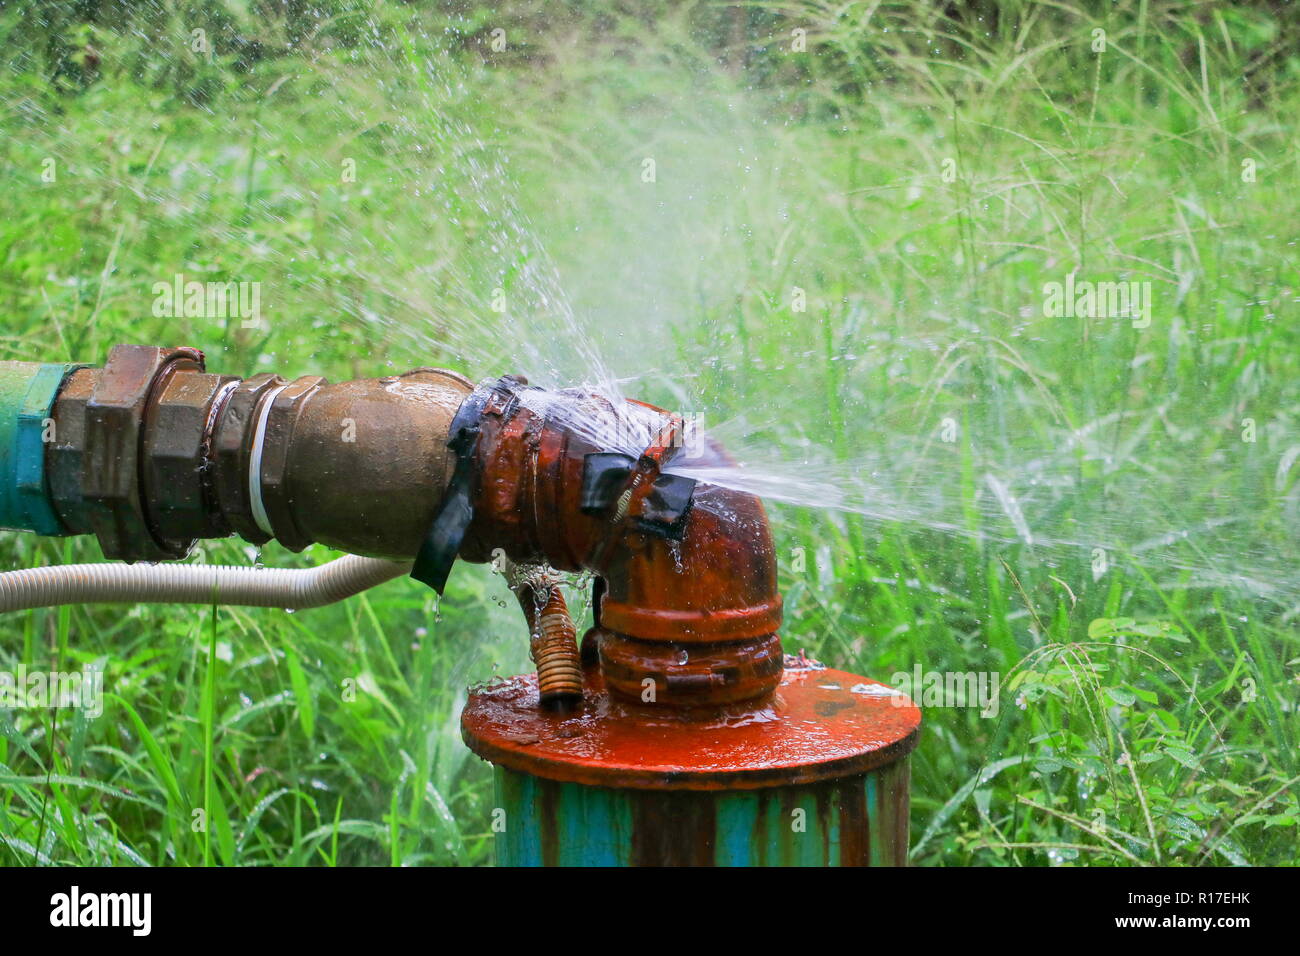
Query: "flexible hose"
529 587 584 704
503 558 584 706
0 555 410 613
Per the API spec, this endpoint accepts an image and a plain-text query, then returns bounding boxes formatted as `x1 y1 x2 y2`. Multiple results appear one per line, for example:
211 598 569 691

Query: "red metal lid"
461 660 921 791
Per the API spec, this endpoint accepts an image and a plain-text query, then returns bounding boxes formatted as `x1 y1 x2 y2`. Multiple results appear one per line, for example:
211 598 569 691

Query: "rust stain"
752 789 770 867
630 792 717 866
814 698 855 718
538 778 560 867
838 780 871 866
815 786 832 867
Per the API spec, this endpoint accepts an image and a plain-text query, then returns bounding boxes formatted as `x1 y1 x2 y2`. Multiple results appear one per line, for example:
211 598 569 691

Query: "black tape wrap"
410 376 521 594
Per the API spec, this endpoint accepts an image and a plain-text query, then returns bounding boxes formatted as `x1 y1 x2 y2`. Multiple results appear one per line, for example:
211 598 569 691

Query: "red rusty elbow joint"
454 381 783 709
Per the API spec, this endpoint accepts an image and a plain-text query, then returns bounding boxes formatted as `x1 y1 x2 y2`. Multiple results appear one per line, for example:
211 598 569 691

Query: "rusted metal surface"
475 659 919 866
46 351 783 708
506 562 583 707
597 628 784 707
527 588 583 707
462 660 921 791
457 382 785 707
46 367 96 534
209 372 284 545
256 374 327 551
255 368 471 558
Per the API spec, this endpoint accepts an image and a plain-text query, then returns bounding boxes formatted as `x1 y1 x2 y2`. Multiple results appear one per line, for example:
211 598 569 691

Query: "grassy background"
0 0 1297 865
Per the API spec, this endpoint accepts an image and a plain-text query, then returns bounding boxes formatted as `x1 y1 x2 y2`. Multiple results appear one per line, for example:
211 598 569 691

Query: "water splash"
29 18 1295 613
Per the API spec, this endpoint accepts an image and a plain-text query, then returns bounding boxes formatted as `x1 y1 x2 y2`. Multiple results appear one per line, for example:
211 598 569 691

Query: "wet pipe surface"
461 661 922 791
495 760 911 866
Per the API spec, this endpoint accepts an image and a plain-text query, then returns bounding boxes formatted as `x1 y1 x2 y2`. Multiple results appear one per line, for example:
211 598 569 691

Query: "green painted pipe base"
492 759 911 867
0 361 83 535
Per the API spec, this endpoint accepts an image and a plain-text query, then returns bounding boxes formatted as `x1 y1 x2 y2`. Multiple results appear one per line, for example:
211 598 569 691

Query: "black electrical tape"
410 377 516 594
634 472 696 539
579 451 637 515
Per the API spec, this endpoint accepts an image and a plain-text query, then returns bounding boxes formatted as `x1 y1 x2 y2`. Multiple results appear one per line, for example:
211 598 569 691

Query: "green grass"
0 0 1297 865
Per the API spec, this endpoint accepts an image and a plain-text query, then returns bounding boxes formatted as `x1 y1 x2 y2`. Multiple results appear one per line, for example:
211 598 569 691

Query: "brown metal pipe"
48 347 473 561
247 368 473 559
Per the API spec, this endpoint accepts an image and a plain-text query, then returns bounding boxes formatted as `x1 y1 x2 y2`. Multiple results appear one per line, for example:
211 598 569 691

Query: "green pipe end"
0 361 83 536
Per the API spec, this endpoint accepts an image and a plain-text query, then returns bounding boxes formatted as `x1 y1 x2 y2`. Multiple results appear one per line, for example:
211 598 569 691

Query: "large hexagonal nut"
82 345 205 561
143 370 239 542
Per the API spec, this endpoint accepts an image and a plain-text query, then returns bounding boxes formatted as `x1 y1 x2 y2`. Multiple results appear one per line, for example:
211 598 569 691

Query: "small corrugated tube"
502 558 584 707
0 555 409 612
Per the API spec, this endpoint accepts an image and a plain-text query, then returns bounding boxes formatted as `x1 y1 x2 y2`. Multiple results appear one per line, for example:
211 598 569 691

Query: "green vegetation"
0 1 1297 865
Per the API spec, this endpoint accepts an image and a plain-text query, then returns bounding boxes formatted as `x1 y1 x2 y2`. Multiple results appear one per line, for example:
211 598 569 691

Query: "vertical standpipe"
462 659 921 867
492 761 910 867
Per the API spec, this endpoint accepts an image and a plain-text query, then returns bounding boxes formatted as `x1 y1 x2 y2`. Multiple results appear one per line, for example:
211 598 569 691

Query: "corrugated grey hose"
0 555 410 612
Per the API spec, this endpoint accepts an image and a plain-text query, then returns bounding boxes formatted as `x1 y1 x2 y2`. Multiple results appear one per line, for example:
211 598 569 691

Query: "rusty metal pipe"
456 384 784 708
46 348 474 561
38 345 784 710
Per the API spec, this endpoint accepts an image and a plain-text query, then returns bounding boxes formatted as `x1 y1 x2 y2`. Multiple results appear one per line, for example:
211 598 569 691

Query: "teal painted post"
0 361 82 534
494 758 910 867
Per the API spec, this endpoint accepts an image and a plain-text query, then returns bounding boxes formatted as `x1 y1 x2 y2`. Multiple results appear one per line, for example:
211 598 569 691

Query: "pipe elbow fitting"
594 484 784 706
456 382 784 707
